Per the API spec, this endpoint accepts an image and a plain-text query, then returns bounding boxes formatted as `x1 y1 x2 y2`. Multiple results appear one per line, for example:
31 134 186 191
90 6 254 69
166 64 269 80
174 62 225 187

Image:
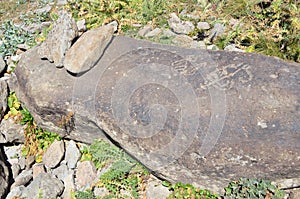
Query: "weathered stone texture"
37 11 78 67
13 35 300 193
64 25 114 74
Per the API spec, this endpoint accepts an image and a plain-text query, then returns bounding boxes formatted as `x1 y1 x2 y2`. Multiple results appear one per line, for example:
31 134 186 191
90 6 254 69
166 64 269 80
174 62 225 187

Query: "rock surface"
43 140 65 169
64 25 114 74
65 140 81 169
0 147 9 199
21 173 64 199
37 11 78 67
0 80 7 122
168 13 195 34
13 35 300 193
0 56 5 74
0 118 24 143
75 160 97 188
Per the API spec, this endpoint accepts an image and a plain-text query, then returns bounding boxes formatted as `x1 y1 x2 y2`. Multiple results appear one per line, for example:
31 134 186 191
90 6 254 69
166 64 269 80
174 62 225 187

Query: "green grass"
79 139 149 199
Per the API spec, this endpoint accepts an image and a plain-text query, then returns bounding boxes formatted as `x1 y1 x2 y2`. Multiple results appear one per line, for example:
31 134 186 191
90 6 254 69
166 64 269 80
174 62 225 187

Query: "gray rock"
190 40 206 49
208 23 225 41
14 36 300 194
11 169 32 188
57 0 67 6
224 44 244 52
94 187 109 198
168 13 195 34
22 21 52 34
0 147 9 198
17 43 30 51
51 163 70 181
65 140 81 169
18 156 26 170
35 4 52 14
10 55 21 62
290 188 300 199
25 155 35 170
197 22 210 30
172 34 193 47
4 145 22 165
43 140 65 169
179 9 200 20
146 180 171 199
274 177 300 189
32 163 46 179
21 173 64 199
107 20 118 32
145 28 161 38
162 29 177 37
38 10 78 67
76 19 86 33
0 80 7 122
138 25 152 37
11 163 21 179
62 172 75 199
76 160 97 188
64 24 114 74
0 56 5 74
206 44 219 50
6 185 25 199
13 47 109 143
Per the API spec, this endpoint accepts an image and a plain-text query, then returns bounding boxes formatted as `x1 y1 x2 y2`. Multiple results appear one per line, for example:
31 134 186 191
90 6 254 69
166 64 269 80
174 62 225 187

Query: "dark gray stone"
14 36 300 194
21 173 64 199
13 47 109 143
0 118 25 143
0 147 9 199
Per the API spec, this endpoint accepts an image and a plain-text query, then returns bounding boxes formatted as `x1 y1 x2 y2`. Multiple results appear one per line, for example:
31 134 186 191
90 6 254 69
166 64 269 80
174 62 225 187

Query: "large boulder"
12 35 300 193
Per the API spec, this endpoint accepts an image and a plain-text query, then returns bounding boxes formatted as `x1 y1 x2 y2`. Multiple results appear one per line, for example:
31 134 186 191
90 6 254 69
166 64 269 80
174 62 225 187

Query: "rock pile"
3 140 170 199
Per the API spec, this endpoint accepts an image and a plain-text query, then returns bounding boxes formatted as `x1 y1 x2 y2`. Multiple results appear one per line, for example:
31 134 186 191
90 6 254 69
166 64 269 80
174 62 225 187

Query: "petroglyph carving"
202 63 253 90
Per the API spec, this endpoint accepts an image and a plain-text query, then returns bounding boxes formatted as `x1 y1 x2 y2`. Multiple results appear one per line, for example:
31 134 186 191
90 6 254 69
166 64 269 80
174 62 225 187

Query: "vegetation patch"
4 92 61 162
163 181 219 199
224 178 286 199
77 139 150 199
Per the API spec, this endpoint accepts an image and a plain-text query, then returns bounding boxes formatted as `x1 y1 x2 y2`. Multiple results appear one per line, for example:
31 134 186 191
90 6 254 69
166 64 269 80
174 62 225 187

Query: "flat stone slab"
14 36 300 193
